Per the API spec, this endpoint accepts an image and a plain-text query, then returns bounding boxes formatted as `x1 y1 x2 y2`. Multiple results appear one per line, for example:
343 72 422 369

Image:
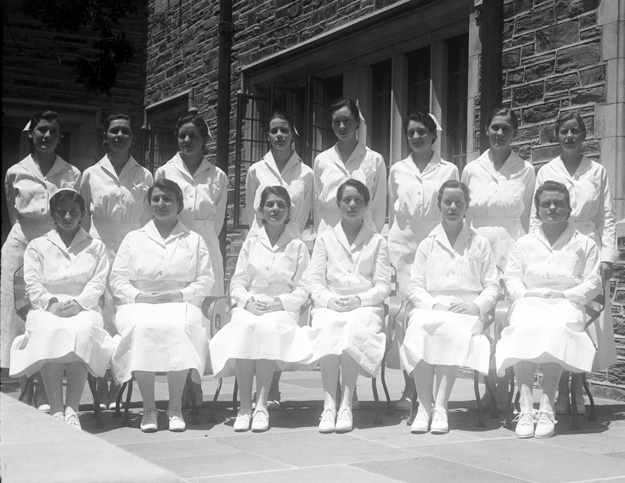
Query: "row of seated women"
2 102 615 435
7 174 601 441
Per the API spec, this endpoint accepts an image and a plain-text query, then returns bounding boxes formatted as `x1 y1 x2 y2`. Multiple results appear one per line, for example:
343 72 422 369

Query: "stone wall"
2 5 148 169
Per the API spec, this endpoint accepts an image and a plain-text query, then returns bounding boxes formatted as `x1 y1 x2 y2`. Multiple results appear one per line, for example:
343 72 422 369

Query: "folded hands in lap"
432 302 480 316
136 291 183 304
244 298 285 315
328 296 361 312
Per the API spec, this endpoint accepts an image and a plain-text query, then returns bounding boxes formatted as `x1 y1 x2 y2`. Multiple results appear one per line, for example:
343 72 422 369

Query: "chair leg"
122 380 133 427
582 373 596 422
88 374 104 429
485 369 499 419
380 354 392 416
187 374 200 425
208 378 223 424
503 368 515 430
475 371 485 428
570 374 580 431
406 391 418 426
113 382 126 418
232 378 239 415
372 377 382 425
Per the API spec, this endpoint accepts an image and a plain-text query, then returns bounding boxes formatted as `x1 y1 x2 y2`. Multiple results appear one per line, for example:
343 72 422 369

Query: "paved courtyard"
2 368 625 482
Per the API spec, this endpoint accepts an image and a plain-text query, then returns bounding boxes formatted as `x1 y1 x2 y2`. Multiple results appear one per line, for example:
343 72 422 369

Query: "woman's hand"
432 303 449 311
524 290 565 299
448 302 480 316
600 262 613 284
244 298 284 315
136 291 183 304
328 296 361 312
55 300 83 318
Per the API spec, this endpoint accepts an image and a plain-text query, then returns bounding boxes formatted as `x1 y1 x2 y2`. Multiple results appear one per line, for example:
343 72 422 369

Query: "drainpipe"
216 0 233 279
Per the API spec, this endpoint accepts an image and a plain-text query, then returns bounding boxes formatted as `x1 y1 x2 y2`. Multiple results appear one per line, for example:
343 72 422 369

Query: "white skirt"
209 307 313 378
9 308 114 378
400 308 490 375
495 298 596 376
111 302 209 384
308 306 386 377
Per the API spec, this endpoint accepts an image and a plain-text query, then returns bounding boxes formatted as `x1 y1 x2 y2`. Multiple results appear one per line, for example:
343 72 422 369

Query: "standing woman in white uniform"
246 112 313 239
532 111 617 412
245 112 314 408
306 179 391 434
461 107 535 410
80 114 153 408
313 98 387 235
9 189 114 429
155 113 227 296
388 112 459 408
1 111 81 409
210 186 311 432
400 181 499 434
110 179 214 433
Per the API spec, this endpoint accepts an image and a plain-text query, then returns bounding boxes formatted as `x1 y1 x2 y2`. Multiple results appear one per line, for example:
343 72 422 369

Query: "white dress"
399 224 499 376
388 153 459 295
461 150 535 272
155 154 227 295
245 151 313 239
209 226 312 378
532 155 617 370
496 224 601 376
9 228 114 378
313 142 387 235
109 220 214 384
306 223 391 376
80 155 153 329
1 155 81 368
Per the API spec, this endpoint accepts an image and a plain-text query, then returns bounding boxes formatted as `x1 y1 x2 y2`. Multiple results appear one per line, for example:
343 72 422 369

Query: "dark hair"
554 111 587 139
403 112 438 141
336 178 370 206
268 111 298 137
30 110 63 132
175 113 210 141
486 107 519 133
259 185 292 210
330 98 361 125
437 180 471 208
534 180 571 220
148 179 184 213
49 189 85 215
104 113 134 135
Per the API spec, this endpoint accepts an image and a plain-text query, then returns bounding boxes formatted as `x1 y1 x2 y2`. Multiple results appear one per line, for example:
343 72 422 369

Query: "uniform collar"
171 153 213 180
431 221 473 252
478 149 524 178
46 226 91 253
331 141 366 170
405 151 442 177
333 220 374 252
142 219 190 245
99 154 140 180
257 224 298 250
22 154 70 180
551 155 593 179
264 150 302 177
535 221 576 250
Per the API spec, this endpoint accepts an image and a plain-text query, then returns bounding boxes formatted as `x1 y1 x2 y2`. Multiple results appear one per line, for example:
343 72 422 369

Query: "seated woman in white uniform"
209 186 311 433
496 181 601 439
306 179 391 434
110 179 214 433
10 189 113 429
400 180 499 434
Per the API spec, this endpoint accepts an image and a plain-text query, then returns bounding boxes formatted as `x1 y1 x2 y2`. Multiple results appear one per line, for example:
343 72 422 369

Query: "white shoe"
430 409 449 434
64 409 82 430
410 406 430 433
168 408 186 432
335 408 353 433
535 411 556 438
52 411 65 422
234 409 252 432
38 403 51 413
318 408 336 433
252 407 269 432
140 408 158 433
514 412 535 439
573 391 586 415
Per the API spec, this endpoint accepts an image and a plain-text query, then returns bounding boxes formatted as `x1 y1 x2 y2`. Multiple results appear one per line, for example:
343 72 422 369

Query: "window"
407 46 431 115
371 59 392 168
446 34 469 170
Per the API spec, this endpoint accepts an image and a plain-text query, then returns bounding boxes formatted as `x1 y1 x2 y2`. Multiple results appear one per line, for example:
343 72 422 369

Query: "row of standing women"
2 100 617 437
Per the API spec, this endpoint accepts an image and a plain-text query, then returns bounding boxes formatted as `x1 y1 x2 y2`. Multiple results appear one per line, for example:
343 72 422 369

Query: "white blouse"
110 220 214 307
504 224 601 307
80 155 152 232
407 223 499 316
531 155 617 262
155 154 227 233
231 226 309 314
24 228 109 311
389 154 459 234
313 142 387 234
306 223 391 307
245 151 313 237
5 155 81 225
462 149 535 235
